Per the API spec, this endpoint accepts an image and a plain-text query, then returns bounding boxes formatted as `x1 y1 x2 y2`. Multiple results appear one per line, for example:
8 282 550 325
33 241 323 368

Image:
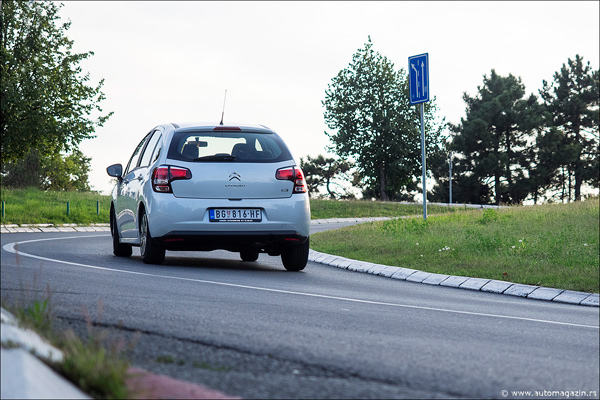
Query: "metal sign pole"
409 53 429 220
420 103 427 220
449 151 453 205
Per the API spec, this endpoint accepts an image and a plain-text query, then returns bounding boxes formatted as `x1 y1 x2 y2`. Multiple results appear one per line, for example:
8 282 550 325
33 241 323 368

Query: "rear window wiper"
194 154 236 162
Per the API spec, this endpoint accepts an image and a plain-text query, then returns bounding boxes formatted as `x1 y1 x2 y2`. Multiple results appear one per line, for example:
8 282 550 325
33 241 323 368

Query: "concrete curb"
1 223 110 234
1 307 240 400
1 308 91 400
308 217 598 307
308 248 599 307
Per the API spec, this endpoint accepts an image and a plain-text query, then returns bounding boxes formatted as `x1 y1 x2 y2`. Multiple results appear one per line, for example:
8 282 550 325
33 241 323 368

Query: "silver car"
106 123 311 270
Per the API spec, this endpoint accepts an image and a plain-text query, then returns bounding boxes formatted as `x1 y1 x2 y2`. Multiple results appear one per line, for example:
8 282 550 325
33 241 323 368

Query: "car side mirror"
106 164 123 181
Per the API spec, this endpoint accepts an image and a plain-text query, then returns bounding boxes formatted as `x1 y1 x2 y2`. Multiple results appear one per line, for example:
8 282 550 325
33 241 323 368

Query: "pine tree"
450 70 542 204
539 55 599 201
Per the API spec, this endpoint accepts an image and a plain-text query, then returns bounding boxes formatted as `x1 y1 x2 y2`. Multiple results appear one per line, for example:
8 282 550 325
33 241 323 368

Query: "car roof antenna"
219 89 227 126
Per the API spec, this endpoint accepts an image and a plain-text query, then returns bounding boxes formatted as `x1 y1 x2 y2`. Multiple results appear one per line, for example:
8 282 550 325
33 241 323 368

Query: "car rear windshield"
167 131 293 163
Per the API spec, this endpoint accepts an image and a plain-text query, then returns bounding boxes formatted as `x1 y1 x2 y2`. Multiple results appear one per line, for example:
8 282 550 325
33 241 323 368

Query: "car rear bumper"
154 230 308 252
146 193 311 242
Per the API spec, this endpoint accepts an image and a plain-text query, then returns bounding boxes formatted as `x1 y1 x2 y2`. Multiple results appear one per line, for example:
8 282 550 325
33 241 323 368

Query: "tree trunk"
326 177 335 199
568 168 573 202
505 129 513 192
561 167 566 202
495 173 501 205
379 163 388 201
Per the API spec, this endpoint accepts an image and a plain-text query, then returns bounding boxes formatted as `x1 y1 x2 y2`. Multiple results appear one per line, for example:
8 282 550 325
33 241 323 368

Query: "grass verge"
311 199 600 293
0 187 111 225
309 198 458 219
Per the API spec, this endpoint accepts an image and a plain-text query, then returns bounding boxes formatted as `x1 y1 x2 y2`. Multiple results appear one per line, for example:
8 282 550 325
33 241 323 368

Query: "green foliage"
539 55 599 201
59 329 130 399
309 198 457 219
42 149 92 191
435 56 599 205
525 127 573 204
192 361 232 372
0 187 110 224
300 154 353 199
322 37 447 201
0 0 111 167
478 208 499 224
1 149 92 191
448 70 544 205
9 298 54 338
311 199 600 293
25 298 52 330
156 355 176 364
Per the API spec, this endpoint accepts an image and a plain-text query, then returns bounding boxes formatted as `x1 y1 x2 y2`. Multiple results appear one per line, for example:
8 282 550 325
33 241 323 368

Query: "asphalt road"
1 228 598 399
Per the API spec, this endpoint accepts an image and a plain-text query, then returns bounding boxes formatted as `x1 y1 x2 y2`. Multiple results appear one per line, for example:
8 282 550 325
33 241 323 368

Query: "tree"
429 150 492 204
322 37 446 201
539 55 599 201
1 149 92 191
300 155 353 199
449 70 542 204
0 1 111 166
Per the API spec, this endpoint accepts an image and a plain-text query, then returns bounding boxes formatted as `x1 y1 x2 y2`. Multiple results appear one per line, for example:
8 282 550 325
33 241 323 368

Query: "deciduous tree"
322 37 445 201
0 1 111 170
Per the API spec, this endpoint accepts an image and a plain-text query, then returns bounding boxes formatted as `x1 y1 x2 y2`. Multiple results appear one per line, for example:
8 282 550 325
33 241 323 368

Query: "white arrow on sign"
421 61 427 97
411 63 420 97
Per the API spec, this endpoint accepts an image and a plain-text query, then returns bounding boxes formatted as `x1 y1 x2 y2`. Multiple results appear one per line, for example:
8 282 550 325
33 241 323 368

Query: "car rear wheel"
240 250 259 262
140 212 165 264
111 209 132 257
281 238 309 271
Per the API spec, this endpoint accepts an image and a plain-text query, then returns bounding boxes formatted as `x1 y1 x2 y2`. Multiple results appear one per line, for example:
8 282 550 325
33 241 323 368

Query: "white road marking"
3 236 599 330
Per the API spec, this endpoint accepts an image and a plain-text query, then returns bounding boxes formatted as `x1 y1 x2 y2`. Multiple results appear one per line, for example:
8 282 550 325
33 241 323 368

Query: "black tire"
240 250 259 262
281 238 309 271
111 209 132 257
140 212 165 264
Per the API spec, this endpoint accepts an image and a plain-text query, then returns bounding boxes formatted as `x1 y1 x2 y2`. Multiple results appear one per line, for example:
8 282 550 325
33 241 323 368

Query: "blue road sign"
408 53 429 105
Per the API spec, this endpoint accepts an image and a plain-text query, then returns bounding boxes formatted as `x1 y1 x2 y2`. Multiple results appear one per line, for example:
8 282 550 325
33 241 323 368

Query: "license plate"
209 208 262 222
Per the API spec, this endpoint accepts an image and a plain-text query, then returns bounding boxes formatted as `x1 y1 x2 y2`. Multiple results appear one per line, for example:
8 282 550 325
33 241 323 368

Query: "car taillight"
276 166 307 194
152 166 192 193
213 126 241 131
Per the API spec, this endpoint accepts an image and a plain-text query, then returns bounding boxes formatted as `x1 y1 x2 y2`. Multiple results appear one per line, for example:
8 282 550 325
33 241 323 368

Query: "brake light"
276 167 307 194
213 126 241 131
152 166 192 193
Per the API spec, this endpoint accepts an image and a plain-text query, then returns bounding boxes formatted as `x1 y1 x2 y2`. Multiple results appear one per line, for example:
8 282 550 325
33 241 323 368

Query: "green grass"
1 296 133 399
1 187 111 225
311 199 600 293
59 329 132 399
309 198 459 219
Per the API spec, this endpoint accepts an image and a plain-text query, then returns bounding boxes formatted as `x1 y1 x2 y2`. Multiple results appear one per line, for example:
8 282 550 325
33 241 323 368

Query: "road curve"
1 231 598 399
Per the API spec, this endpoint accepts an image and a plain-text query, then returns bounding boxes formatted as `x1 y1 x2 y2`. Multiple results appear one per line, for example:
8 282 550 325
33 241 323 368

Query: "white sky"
56 1 600 195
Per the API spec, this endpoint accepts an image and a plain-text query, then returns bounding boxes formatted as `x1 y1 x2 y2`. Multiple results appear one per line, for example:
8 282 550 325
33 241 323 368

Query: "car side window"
139 130 162 168
150 138 163 165
124 132 152 176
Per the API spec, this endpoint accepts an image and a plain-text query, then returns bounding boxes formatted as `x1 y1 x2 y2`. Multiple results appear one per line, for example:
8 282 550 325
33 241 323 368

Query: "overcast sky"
56 1 599 195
